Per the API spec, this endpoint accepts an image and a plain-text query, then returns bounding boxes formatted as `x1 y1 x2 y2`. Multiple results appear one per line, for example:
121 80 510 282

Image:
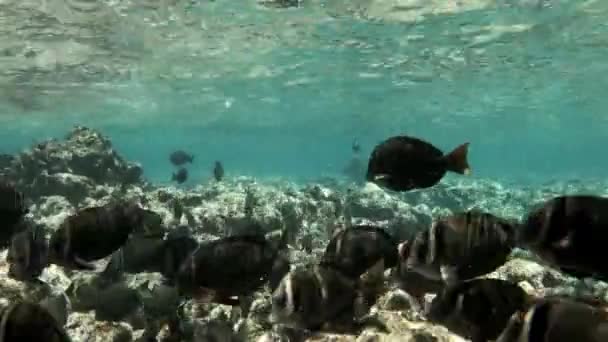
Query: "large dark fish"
102 226 198 282
175 234 289 312
101 235 167 280
0 181 27 246
271 261 387 332
496 297 608 342
402 211 516 285
518 195 608 281
7 224 48 282
0 301 71 342
427 278 531 342
172 167 188 184
159 226 199 281
321 225 399 279
67 280 142 322
169 150 193 166
366 136 470 192
48 201 147 270
213 161 224 181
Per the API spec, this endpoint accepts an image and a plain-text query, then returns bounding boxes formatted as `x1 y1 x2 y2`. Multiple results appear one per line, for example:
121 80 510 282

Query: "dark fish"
366 136 470 192
7 224 48 282
175 234 289 311
270 261 386 332
402 211 516 285
160 226 199 281
102 225 198 282
92 282 142 322
352 139 361 154
496 297 608 342
321 225 399 279
518 195 608 281
427 278 530 342
48 201 147 270
169 150 193 166
0 181 27 245
101 235 167 280
213 161 224 181
0 301 71 342
393 242 443 303
172 167 188 184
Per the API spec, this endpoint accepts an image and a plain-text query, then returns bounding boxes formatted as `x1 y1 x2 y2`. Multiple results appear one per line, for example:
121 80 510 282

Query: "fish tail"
171 173 176 181
445 142 471 175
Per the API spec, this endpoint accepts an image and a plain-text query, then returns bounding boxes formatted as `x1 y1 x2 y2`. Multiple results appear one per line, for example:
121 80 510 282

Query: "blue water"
1 0 608 184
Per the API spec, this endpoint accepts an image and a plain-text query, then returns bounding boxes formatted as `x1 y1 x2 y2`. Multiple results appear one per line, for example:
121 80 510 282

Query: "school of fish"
0 134 607 341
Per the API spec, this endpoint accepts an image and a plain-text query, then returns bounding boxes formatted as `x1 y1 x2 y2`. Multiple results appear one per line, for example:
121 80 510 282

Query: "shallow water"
1 0 608 183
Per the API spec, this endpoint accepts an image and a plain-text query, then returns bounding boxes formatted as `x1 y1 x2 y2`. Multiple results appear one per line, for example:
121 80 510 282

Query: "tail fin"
171 173 176 181
445 142 471 175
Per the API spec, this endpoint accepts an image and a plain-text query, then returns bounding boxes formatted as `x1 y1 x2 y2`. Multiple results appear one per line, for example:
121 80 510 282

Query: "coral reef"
1 126 607 341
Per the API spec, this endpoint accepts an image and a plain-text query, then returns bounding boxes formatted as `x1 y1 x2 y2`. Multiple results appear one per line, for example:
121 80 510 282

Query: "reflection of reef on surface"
1 126 608 341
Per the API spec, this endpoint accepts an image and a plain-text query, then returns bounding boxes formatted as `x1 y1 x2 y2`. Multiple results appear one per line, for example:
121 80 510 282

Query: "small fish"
270 261 387 333
213 161 224 181
175 234 289 315
7 223 48 282
366 135 471 192
496 297 608 342
0 301 72 341
352 139 361 154
0 181 28 246
172 167 188 184
517 195 608 281
48 201 147 270
170 150 194 166
427 278 531 342
321 225 399 279
402 210 516 285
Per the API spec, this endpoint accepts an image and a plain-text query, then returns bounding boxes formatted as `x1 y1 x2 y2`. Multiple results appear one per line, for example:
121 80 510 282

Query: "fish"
160 226 199 281
169 150 194 166
7 223 48 282
102 226 198 282
496 297 608 342
320 225 399 279
402 210 516 285
101 235 167 280
68 281 142 322
172 167 188 184
517 195 608 281
366 135 470 192
393 242 444 304
175 234 290 315
213 161 224 181
139 283 184 342
270 261 387 333
0 181 28 246
47 201 148 270
427 278 531 342
0 300 72 342
352 139 361 154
